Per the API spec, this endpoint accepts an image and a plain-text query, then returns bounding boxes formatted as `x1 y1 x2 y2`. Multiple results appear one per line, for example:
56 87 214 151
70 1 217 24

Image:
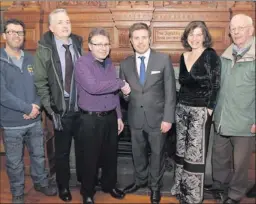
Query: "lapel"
144 50 155 88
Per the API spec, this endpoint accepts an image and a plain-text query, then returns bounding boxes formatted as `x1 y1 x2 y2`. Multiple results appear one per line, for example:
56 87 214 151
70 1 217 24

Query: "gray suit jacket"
119 50 176 129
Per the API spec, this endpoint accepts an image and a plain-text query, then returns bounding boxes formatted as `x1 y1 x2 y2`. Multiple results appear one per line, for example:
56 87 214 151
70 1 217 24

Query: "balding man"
206 14 255 204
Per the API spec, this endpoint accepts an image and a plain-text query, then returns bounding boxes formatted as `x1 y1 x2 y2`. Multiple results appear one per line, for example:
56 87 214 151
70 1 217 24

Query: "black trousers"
54 111 82 188
78 110 118 197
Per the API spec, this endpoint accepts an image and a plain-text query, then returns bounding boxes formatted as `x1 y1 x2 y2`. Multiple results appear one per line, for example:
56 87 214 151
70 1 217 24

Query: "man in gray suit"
120 23 176 204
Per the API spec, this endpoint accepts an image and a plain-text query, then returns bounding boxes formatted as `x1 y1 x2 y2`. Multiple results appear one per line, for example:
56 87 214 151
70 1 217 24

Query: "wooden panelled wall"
0 1 255 175
1 1 255 65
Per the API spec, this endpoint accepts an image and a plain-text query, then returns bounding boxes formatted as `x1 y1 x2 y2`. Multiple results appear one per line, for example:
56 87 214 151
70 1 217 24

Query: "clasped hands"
23 104 40 120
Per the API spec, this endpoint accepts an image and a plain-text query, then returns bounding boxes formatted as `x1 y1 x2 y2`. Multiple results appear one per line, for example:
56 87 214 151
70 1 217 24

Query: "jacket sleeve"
163 55 176 123
33 48 54 115
207 50 221 110
33 94 41 108
0 71 32 114
75 57 125 95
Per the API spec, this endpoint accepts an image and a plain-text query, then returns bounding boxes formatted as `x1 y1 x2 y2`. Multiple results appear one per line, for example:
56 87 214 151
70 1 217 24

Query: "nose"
233 28 239 34
138 38 143 44
101 46 107 50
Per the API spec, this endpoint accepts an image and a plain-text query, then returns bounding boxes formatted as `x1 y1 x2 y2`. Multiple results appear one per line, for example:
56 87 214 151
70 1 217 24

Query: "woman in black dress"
171 21 221 204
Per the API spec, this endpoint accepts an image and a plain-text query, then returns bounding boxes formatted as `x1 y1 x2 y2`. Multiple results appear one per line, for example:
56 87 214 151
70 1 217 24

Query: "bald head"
229 14 254 48
230 14 253 27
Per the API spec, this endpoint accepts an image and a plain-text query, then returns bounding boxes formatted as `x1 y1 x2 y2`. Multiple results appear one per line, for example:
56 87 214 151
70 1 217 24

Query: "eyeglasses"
230 26 251 34
90 43 111 48
6 30 25 36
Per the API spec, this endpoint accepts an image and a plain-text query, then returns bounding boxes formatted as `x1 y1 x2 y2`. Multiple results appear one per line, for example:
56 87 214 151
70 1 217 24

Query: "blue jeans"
3 121 48 196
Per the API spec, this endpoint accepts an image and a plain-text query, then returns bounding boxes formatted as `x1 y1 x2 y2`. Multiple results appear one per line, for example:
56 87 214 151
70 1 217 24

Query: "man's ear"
88 43 92 51
129 38 133 46
49 24 54 33
2 33 6 40
249 26 255 36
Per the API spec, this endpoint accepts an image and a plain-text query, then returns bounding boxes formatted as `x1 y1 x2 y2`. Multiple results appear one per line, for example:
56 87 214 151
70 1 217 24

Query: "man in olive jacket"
208 14 255 204
33 9 83 202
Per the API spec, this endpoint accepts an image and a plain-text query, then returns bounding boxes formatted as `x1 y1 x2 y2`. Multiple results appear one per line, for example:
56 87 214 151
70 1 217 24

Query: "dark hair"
129 22 151 38
88 28 110 43
181 21 212 50
4 18 25 33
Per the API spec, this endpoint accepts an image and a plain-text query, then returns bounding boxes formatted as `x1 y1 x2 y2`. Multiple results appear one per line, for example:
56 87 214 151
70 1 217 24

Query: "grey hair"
48 8 68 25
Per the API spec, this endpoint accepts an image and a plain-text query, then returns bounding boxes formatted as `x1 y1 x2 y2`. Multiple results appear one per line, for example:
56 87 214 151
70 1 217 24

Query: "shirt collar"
54 37 73 50
136 48 151 60
232 37 254 55
5 49 24 60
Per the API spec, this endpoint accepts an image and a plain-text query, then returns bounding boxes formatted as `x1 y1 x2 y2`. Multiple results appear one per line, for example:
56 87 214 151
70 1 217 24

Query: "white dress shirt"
135 48 151 76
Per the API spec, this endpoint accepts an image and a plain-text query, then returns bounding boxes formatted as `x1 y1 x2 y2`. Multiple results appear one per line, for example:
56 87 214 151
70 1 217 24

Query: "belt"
80 109 115 117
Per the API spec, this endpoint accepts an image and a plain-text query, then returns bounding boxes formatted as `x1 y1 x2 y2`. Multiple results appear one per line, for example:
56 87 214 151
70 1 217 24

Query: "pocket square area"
151 71 161 74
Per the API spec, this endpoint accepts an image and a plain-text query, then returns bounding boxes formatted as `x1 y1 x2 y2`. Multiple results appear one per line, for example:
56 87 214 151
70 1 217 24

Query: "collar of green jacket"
38 31 83 52
222 36 255 62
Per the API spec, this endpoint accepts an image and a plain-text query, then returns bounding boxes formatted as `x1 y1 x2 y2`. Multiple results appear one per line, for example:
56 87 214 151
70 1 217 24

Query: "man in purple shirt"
75 28 129 204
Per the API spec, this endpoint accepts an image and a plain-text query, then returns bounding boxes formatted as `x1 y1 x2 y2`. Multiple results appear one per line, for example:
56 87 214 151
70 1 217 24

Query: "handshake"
121 81 131 95
23 104 40 120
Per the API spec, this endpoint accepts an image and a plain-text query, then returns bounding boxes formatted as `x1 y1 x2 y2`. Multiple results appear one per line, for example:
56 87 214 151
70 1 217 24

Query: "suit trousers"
212 134 255 201
78 110 118 197
130 115 167 191
54 111 82 189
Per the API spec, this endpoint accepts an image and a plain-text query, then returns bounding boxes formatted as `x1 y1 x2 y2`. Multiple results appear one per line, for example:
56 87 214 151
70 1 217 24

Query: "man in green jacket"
33 9 83 202
207 14 255 204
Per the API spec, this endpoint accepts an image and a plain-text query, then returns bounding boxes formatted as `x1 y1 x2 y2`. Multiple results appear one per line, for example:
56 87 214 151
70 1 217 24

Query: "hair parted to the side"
129 22 151 38
181 21 212 50
88 27 110 43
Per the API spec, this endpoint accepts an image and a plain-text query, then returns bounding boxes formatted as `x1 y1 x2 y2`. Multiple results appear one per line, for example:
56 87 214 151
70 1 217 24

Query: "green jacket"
33 31 83 115
214 37 255 136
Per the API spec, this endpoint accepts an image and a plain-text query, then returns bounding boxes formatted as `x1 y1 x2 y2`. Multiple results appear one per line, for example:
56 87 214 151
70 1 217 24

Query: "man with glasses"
33 9 83 202
206 14 255 204
75 28 128 204
0 18 57 204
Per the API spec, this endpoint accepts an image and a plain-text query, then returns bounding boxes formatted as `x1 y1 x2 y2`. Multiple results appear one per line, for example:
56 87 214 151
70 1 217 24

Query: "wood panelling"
1 0 255 175
1 1 255 62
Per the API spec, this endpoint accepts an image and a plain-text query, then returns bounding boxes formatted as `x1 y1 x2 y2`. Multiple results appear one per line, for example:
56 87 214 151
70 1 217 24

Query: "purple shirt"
75 52 125 119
